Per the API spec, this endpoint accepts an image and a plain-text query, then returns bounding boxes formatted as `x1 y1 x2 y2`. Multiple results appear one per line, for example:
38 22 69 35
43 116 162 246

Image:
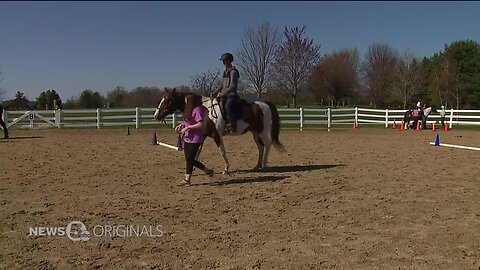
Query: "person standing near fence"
0 105 9 139
439 105 446 128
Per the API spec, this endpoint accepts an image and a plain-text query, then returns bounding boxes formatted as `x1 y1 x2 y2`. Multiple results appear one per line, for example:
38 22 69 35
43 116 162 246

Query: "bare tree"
236 22 280 99
125 86 163 107
106 86 128 107
432 57 455 108
190 70 221 96
174 85 192 92
236 78 249 93
450 58 466 110
361 43 399 108
272 25 321 108
309 49 359 107
392 52 424 109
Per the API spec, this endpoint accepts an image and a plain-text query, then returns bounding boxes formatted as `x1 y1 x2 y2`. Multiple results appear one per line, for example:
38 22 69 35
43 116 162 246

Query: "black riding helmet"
220 53 234 62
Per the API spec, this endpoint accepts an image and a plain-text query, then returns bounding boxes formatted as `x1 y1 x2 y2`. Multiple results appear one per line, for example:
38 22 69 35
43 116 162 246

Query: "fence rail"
3 107 480 130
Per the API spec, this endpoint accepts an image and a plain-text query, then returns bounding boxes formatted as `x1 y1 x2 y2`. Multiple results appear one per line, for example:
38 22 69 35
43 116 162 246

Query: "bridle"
156 96 176 121
205 97 220 119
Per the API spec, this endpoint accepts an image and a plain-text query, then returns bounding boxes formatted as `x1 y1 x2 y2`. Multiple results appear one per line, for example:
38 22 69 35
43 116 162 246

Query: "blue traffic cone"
434 133 440 146
151 132 157 145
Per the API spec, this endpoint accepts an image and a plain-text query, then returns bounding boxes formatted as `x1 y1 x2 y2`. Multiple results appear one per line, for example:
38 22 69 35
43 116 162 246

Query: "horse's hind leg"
259 131 272 168
252 132 264 171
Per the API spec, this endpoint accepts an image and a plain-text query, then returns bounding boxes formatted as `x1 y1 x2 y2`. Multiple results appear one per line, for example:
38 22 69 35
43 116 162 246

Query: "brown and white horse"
404 106 434 129
153 89 285 173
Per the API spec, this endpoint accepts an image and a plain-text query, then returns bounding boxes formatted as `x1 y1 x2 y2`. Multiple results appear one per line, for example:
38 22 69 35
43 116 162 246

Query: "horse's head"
153 88 184 121
404 109 413 117
424 106 433 116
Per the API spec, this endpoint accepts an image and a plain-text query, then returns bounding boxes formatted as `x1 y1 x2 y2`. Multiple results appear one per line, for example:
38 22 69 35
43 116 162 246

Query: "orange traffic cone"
400 120 405 131
432 122 436 131
392 119 397 129
416 121 420 131
353 120 358 129
444 121 449 132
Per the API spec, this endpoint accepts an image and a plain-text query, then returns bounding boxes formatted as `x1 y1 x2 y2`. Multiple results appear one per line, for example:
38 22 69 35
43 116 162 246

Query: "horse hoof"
253 166 263 172
222 170 230 175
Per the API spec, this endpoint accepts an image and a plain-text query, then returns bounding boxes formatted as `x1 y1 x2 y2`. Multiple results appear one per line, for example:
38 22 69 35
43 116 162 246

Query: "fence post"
449 108 454 129
354 107 358 126
135 107 141 129
172 112 176 129
299 107 304 131
55 109 63 129
385 109 389 128
29 111 34 128
96 108 101 129
2 110 7 126
327 107 331 129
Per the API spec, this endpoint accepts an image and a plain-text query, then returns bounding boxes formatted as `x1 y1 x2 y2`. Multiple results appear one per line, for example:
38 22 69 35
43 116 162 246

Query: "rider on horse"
210 52 240 133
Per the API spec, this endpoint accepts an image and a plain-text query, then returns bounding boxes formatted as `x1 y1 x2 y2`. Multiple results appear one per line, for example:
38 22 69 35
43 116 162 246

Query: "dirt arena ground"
0 127 479 269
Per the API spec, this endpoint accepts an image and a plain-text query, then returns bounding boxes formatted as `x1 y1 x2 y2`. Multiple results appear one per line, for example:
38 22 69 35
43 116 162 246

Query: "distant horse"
404 106 434 129
153 89 285 173
403 109 413 129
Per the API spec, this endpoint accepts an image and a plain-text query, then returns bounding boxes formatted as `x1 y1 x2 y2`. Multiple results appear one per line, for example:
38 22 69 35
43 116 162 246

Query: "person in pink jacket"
174 100 214 186
412 106 421 129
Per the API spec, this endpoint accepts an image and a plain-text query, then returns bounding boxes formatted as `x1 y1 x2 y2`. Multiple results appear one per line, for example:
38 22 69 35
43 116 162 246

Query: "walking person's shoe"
224 124 232 133
177 179 191 186
224 123 236 134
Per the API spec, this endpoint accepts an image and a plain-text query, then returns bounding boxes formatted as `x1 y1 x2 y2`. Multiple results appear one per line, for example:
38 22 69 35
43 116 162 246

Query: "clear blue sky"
0 1 479 101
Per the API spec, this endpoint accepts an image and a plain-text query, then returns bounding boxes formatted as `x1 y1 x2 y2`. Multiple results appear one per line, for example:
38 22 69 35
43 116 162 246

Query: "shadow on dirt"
232 164 344 174
198 175 290 186
0 136 44 141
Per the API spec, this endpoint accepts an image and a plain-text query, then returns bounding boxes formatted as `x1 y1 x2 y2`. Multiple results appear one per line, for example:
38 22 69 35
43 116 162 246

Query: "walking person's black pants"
184 142 205 174
413 116 420 129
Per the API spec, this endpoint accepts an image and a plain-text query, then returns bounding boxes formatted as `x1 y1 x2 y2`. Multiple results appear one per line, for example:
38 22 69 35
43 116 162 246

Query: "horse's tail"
265 101 285 152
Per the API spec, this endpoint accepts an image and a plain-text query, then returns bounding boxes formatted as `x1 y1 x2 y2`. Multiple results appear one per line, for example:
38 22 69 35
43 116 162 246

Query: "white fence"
2 107 480 130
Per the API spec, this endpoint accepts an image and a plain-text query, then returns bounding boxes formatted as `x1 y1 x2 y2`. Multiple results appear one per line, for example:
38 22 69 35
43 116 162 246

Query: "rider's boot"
225 123 233 133
230 119 237 133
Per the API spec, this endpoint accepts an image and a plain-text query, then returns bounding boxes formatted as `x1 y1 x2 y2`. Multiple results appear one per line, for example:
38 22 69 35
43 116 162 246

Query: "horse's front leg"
252 132 264 171
218 140 230 174
215 120 230 174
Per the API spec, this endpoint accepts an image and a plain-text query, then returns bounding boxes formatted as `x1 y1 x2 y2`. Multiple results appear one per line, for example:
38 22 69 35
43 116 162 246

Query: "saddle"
217 96 253 121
